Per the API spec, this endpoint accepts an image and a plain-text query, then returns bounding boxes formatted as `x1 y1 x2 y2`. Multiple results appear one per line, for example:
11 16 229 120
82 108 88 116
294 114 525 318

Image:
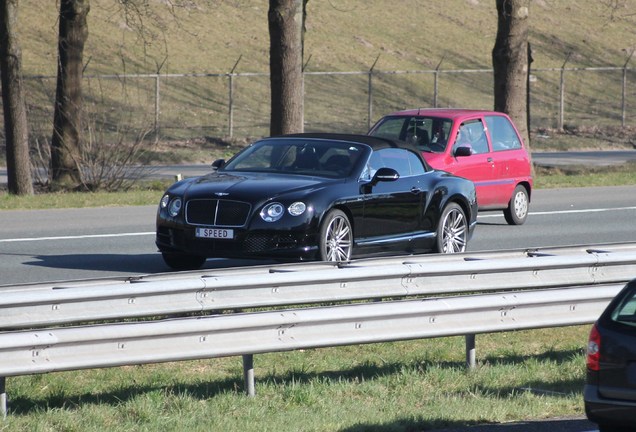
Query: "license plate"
195 227 234 239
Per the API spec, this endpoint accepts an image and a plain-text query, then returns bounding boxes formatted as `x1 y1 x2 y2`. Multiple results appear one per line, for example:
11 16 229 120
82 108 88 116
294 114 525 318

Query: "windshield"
371 116 452 153
222 138 369 178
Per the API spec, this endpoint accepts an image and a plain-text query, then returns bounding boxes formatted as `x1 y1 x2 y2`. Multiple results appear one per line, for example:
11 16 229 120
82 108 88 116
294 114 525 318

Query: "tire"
503 184 529 225
318 209 352 262
435 202 468 253
162 252 206 271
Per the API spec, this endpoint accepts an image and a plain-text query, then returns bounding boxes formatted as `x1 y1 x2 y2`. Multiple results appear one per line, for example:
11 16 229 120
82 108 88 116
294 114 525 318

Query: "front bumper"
156 224 319 261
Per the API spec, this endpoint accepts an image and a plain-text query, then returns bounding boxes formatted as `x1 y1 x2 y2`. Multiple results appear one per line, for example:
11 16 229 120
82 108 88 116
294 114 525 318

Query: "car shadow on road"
24 253 275 274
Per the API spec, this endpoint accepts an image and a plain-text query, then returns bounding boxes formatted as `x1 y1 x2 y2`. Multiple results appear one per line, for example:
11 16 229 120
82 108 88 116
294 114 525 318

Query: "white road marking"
0 232 155 243
478 206 636 218
1 207 635 242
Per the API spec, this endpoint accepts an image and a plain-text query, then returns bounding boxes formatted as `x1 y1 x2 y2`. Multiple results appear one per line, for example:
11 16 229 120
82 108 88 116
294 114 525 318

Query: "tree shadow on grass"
7 347 585 418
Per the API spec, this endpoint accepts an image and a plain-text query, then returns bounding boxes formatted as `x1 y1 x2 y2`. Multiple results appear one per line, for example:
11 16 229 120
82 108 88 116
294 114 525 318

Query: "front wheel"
503 185 529 225
435 202 467 253
162 252 206 271
318 209 352 262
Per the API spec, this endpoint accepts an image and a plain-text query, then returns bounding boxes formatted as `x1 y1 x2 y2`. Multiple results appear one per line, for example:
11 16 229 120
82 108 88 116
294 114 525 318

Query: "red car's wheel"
503 185 529 225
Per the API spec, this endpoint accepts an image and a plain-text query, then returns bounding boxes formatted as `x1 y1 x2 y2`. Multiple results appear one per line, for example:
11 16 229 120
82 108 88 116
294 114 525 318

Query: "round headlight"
168 198 182 217
288 201 306 216
160 194 170 209
261 202 285 222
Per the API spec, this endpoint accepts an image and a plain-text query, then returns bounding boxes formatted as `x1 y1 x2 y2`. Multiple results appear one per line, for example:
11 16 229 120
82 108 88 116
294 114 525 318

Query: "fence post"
465 334 476 369
367 55 380 130
434 56 445 108
243 354 255 397
154 74 160 142
622 49 634 128
1 376 6 419
228 56 242 139
558 53 572 131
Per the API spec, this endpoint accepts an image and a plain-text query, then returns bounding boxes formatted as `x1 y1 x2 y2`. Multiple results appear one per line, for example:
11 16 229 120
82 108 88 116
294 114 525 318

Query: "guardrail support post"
1 376 6 419
243 354 255 397
465 334 476 369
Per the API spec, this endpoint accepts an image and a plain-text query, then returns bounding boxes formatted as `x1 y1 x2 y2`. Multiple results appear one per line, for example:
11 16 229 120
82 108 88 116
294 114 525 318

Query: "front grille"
186 199 251 227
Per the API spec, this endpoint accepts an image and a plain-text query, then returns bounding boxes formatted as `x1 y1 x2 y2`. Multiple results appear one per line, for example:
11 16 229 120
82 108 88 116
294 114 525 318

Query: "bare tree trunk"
51 0 89 189
0 0 33 195
492 0 531 153
268 0 305 136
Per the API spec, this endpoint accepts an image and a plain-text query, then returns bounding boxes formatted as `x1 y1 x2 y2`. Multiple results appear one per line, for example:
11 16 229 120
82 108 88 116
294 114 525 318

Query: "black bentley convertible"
156 133 478 270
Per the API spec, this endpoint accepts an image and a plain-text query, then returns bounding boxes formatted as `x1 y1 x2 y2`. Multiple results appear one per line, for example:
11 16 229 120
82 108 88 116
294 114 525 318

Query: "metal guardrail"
0 284 623 377
1 242 636 418
2 243 635 329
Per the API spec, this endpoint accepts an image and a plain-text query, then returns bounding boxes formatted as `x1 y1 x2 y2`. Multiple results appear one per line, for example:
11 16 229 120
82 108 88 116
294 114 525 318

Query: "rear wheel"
162 252 206 270
435 202 467 253
503 185 529 225
319 209 352 262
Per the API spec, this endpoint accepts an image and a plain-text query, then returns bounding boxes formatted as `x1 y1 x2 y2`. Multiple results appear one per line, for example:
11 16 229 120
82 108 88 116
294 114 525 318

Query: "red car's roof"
389 108 510 120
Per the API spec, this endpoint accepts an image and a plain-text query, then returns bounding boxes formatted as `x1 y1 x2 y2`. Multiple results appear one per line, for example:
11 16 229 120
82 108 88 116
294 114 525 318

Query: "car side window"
405 150 426 175
486 115 522 151
455 120 489 155
378 148 424 177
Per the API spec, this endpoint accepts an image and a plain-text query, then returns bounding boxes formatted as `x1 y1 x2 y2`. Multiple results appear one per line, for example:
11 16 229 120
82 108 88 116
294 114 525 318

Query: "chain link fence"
7 64 636 146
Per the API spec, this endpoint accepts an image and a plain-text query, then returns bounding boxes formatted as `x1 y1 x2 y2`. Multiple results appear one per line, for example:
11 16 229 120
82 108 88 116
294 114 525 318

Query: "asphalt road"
1 185 635 286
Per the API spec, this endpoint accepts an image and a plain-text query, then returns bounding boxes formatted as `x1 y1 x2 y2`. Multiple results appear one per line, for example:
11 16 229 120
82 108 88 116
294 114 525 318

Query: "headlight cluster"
260 201 307 222
161 194 182 217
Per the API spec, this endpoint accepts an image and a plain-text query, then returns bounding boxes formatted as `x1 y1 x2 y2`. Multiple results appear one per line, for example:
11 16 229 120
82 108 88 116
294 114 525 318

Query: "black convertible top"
273 132 430 169
275 132 418 152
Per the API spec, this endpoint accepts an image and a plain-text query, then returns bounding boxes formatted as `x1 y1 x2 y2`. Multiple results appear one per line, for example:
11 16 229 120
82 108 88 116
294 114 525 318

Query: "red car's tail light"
587 323 601 371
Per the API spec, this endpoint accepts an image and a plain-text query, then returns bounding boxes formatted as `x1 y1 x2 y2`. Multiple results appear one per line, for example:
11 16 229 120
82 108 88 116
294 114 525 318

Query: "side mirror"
361 167 400 194
454 146 472 157
372 167 400 183
211 159 226 170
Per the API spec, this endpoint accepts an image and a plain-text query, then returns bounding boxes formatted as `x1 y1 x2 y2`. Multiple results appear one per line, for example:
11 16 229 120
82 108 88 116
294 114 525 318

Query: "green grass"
2 163 634 210
0 181 171 210
1 326 589 431
533 162 636 189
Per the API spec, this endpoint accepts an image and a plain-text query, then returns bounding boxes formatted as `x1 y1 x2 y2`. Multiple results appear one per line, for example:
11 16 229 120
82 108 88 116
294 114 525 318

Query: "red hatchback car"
369 109 533 225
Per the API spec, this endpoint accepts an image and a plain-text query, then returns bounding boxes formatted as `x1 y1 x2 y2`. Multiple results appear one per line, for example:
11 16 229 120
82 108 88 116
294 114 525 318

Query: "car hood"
420 152 449 170
178 171 338 201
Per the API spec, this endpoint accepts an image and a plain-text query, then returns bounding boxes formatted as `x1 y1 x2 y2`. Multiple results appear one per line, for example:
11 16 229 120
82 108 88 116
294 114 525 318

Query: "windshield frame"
221 138 372 179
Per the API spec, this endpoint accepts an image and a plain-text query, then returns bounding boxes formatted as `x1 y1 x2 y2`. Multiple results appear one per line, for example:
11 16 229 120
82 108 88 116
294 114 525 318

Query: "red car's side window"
455 120 488 154
485 115 522 151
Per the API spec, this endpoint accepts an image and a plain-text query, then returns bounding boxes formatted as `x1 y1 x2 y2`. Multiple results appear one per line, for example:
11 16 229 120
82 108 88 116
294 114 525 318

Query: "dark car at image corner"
369 108 533 225
585 278 636 432
155 133 478 270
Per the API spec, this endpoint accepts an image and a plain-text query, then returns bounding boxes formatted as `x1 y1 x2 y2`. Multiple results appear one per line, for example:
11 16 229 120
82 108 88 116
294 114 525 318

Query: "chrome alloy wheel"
320 210 352 261
438 203 467 253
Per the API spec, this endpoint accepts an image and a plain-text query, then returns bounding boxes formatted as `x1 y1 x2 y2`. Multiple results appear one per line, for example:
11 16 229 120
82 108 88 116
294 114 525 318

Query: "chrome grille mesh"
186 199 251 227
